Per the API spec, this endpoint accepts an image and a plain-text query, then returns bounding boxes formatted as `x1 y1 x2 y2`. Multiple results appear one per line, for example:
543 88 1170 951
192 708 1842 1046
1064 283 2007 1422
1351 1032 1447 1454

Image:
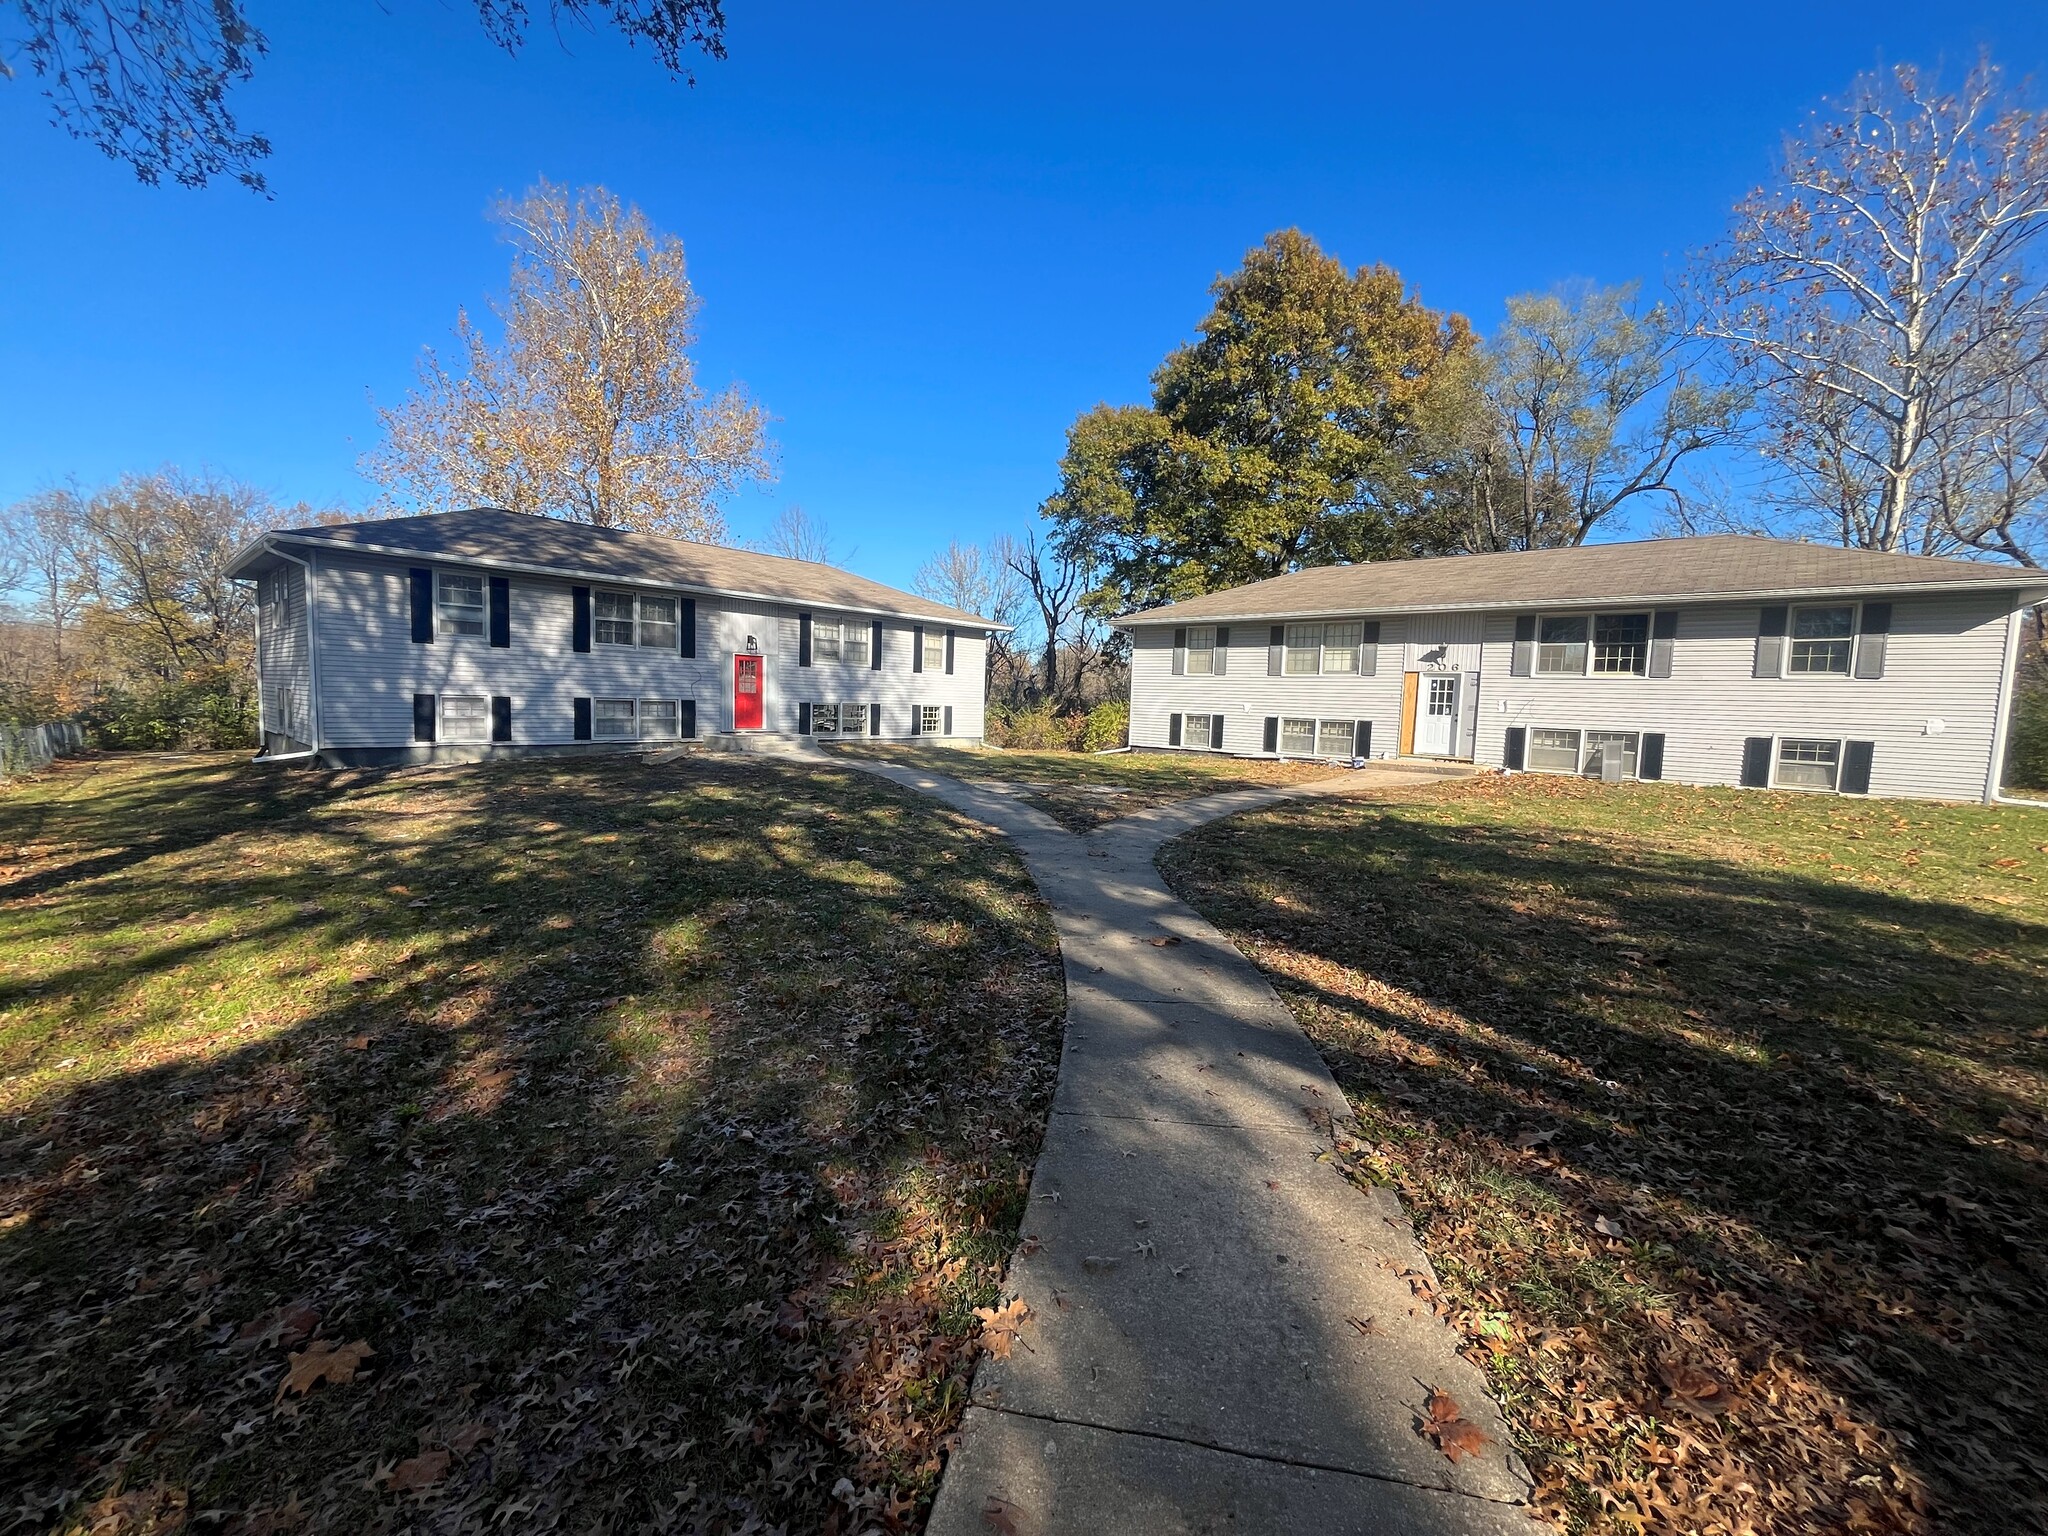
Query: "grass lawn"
1162 776 2048 1536
826 744 1340 832
0 752 1063 1535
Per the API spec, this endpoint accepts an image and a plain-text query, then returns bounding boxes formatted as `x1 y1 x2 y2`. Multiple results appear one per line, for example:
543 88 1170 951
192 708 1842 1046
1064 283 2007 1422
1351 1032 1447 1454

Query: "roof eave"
259 529 1008 630
1113 577 2048 627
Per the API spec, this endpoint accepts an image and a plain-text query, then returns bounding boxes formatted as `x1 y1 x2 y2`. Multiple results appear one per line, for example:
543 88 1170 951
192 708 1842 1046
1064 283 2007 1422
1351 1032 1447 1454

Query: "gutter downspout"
1985 600 2025 805
257 542 324 766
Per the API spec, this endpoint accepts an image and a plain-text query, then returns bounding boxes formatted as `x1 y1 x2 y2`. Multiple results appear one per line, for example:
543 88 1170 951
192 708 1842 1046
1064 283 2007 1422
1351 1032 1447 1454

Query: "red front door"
734 653 764 730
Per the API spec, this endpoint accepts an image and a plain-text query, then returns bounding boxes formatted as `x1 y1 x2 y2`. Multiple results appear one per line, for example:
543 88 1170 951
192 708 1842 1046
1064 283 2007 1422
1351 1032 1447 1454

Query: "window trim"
439 693 489 744
638 697 682 741
435 571 487 638
1784 603 1857 678
1178 712 1222 750
813 620 843 663
843 624 871 668
1530 611 1652 677
920 630 946 672
1185 625 1217 676
917 703 943 736
591 587 684 649
592 697 638 740
1771 735 1845 792
1525 726 1584 774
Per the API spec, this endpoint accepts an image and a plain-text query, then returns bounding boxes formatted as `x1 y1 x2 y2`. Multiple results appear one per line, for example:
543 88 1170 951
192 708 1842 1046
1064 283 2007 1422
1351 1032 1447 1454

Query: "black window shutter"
1509 615 1535 677
409 568 434 644
945 629 956 675
799 612 813 667
798 701 813 734
1360 620 1380 677
943 704 954 735
1262 716 1278 753
489 576 511 648
573 697 593 741
413 693 436 743
490 695 511 743
1740 736 1773 787
1215 626 1230 676
868 702 880 734
1639 731 1665 781
680 597 696 658
1841 739 1875 794
912 624 925 673
681 699 697 738
1168 712 1183 746
1267 625 1285 676
1754 606 1788 678
1503 725 1527 770
1209 714 1224 750
909 703 922 735
1172 627 1187 676
572 586 592 654
870 620 883 670
1354 720 1372 758
1853 602 1891 680
1648 610 1677 678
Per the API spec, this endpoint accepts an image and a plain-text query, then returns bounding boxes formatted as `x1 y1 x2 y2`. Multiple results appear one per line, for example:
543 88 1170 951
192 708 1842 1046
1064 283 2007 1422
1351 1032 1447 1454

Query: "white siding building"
1119 536 2048 804
231 508 994 767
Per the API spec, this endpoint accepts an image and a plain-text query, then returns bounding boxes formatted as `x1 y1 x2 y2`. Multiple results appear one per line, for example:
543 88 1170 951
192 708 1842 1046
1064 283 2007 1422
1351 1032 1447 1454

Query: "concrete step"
642 733 824 766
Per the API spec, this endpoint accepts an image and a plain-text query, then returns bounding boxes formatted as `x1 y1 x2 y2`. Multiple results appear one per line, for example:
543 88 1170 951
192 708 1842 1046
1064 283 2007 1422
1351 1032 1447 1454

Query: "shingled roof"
232 507 999 628
1116 535 2046 625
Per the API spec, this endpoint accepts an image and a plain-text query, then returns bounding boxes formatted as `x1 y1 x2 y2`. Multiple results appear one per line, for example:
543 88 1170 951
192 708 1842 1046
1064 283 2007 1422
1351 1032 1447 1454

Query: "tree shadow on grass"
1163 795 2048 1536
0 754 1064 1535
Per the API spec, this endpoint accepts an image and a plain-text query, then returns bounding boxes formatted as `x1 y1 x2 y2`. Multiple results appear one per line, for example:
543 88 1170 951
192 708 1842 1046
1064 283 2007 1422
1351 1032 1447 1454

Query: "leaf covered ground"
828 745 1337 832
1162 775 2048 1536
0 753 1064 1535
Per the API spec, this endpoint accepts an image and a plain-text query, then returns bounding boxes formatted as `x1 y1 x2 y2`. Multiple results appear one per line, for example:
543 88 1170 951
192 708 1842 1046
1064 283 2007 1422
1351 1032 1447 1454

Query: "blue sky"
4 2 2046 592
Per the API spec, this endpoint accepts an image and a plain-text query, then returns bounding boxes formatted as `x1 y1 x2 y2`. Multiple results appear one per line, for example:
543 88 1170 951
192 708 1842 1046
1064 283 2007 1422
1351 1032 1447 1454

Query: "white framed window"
844 625 871 668
1185 625 1217 675
437 572 486 637
918 704 943 735
1280 717 1317 754
593 698 636 739
1581 730 1639 779
1775 737 1841 790
1283 624 1323 675
1181 712 1219 748
814 621 842 663
594 590 635 646
638 595 679 650
1316 719 1357 757
840 701 868 736
1788 605 1854 674
640 699 681 740
440 694 489 743
921 630 946 671
1321 622 1362 675
813 702 840 734
1591 613 1649 675
1527 727 1582 773
1536 616 1587 674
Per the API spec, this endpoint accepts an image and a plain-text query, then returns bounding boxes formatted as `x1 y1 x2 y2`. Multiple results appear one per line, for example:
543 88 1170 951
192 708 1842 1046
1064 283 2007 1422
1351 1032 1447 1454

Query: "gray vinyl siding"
1473 591 2017 801
304 550 985 750
256 562 312 749
1129 621 1408 756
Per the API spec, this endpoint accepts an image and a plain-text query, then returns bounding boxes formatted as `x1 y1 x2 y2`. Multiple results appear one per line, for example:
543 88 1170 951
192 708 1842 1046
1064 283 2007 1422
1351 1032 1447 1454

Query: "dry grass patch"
1163 774 2048 1536
0 752 1062 1534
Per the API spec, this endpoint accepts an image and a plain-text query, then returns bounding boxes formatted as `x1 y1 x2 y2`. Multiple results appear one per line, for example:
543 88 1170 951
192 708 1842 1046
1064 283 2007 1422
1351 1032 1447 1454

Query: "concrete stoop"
641 732 825 766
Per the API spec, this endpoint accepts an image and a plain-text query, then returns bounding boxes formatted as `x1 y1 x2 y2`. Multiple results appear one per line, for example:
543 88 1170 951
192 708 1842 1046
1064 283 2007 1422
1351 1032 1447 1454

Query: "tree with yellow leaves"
365 181 773 541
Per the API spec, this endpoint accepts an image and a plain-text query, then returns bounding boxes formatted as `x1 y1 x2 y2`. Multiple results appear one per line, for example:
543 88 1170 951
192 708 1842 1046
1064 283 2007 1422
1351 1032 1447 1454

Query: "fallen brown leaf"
279 1338 373 1398
1422 1387 1490 1463
973 1297 1032 1358
385 1448 451 1493
1657 1357 1742 1419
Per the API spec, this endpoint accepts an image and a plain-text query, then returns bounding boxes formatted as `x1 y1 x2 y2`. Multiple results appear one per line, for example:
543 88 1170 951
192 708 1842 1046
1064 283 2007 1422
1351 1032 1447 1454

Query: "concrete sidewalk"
845 761 1539 1536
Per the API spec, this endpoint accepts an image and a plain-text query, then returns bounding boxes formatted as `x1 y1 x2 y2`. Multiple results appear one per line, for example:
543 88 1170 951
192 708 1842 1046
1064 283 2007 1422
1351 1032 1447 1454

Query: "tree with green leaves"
1042 230 1475 616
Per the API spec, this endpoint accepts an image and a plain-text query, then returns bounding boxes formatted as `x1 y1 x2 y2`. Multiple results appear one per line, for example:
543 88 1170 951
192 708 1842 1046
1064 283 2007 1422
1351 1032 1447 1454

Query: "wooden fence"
0 720 86 781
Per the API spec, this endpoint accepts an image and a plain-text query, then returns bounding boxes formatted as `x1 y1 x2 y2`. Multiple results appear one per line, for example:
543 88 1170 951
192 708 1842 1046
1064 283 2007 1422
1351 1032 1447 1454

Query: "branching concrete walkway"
846 760 1538 1535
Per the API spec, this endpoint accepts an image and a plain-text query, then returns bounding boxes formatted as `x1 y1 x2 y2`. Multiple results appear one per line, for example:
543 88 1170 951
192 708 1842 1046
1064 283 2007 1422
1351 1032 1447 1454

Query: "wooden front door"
733 653 764 730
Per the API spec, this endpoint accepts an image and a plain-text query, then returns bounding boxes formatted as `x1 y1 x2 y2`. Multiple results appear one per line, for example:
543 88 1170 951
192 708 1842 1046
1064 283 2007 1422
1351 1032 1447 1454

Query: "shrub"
988 705 1087 751
83 677 256 752
2007 683 2048 794
1080 699 1129 752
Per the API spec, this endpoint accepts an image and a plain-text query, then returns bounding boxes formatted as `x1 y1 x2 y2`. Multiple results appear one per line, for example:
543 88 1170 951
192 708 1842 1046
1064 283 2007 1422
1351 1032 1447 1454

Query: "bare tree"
364 181 773 540
914 539 1027 673
0 488 86 665
997 529 1099 707
1461 282 1746 551
759 505 841 563
1691 54 2048 558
